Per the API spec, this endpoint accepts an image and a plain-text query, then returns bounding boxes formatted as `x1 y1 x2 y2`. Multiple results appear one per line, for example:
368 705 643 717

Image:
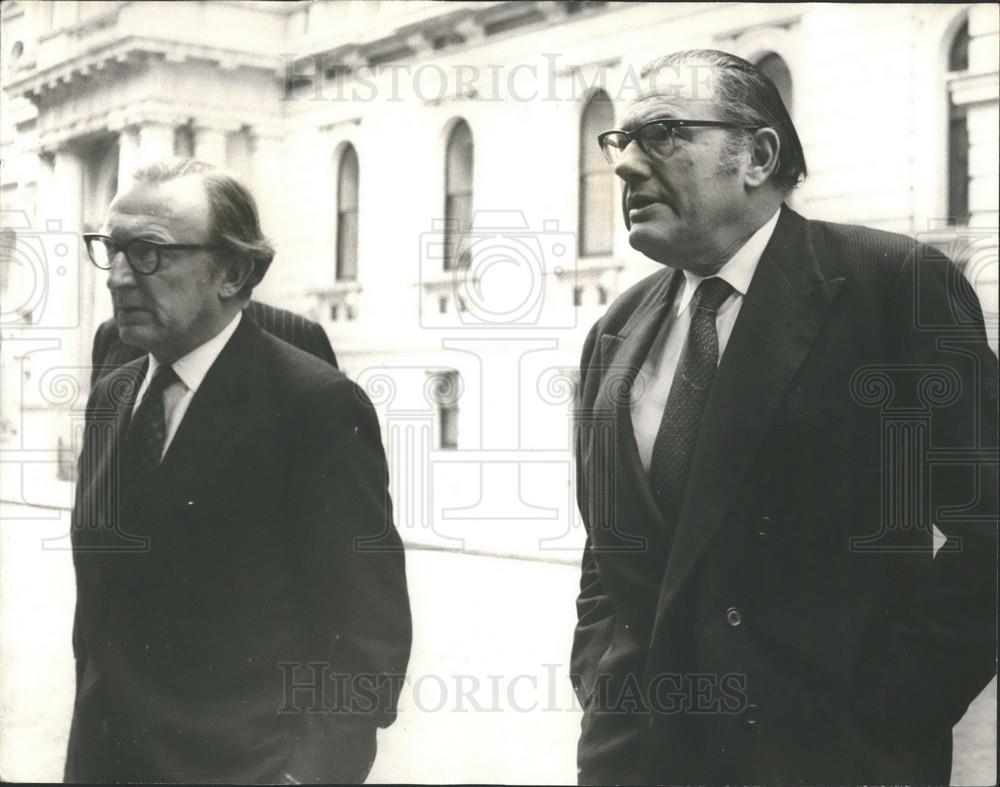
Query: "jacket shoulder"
802 217 930 275
589 266 673 338
257 329 359 409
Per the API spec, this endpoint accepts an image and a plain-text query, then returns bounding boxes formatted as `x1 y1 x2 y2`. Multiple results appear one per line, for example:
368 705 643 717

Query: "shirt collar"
147 311 242 395
676 208 781 314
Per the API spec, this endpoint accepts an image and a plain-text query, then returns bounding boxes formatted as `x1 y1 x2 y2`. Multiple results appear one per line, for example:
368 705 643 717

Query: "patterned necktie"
649 276 734 536
121 364 179 489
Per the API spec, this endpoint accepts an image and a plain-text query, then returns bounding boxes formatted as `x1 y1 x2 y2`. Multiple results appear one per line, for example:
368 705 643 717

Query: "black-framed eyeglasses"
83 233 221 276
597 118 761 165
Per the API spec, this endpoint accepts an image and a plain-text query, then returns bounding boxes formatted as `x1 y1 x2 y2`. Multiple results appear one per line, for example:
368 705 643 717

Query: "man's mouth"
628 195 659 211
114 306 149 322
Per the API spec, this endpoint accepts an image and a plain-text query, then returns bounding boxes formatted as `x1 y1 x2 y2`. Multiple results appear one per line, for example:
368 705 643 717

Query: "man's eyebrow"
620 114 677 132
106 228 169 243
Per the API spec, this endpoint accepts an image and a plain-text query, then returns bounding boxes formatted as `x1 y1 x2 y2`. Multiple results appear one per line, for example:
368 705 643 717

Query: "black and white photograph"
0 1 997 784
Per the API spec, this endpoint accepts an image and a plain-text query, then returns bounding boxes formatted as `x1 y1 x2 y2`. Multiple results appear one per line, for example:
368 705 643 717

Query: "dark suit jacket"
91 300 337 387
572 206 998 784
67 316 411 783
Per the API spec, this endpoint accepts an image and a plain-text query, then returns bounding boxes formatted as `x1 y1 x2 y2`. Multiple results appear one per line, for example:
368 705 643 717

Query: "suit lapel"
653 207 845 622
591 269 682 544
155 317 257 501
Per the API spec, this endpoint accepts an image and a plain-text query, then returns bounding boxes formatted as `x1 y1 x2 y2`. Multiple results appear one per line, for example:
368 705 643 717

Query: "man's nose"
613 139 651 183
106 249 135 291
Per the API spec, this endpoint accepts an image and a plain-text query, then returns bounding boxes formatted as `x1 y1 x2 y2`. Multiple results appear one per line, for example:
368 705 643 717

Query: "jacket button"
756 515 770 537
744 703 761 728
726 606 743 627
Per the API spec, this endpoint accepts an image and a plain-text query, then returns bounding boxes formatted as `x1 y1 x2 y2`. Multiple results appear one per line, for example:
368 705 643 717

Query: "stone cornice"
283 0 615 84
34 98 282 152
7 36 281 102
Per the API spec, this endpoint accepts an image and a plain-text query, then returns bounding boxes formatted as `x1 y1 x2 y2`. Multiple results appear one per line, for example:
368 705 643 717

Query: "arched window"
579 91 615 257
756 52 793 114
947 18 970 225
444 121 473 271
336 145 359 281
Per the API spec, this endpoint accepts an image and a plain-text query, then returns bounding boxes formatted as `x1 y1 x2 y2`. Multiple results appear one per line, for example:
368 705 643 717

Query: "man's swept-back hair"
131 157 275 297
641 49 807 191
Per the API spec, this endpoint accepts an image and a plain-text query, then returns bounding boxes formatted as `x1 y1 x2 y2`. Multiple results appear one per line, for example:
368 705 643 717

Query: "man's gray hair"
641 49 807 191
132 157 275 297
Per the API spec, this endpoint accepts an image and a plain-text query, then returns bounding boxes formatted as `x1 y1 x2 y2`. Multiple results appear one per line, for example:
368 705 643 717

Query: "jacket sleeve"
282 377 411 783
570 319 618 705
851 247 998 740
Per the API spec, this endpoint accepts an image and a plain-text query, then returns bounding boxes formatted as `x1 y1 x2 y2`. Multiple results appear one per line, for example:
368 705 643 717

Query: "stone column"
22 145 87 500
251 131 283 232
193 123 229 167
136 122 175 168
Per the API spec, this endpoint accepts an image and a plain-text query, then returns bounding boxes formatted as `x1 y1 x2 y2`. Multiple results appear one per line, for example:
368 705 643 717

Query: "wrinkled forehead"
621 62 721 129
105 175 210 240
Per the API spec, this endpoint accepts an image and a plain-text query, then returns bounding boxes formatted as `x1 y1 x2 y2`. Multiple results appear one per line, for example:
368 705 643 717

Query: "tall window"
336 145 359 281
579 91 615 257
428 370 460 449
756 52 793 114
947 18 970 225
444 121 473 271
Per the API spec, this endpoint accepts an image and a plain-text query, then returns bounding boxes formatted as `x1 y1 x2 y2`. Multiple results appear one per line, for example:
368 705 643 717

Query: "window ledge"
308 281 362 321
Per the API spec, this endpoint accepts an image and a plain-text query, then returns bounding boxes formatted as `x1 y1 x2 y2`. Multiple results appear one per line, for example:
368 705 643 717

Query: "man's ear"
217 254 255 299
744 128 780 189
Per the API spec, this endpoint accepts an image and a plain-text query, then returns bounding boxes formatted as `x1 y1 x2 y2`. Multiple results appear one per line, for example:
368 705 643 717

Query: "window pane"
338 146 359 209
949 19 969 72
580 172 614 256
440 405 458 449
445 121 474 271
580 92 614 173
579 92 615 257
337 210 358 280
336 145 360 280
446 121 474 193
444 191 472 270
948 109 970 225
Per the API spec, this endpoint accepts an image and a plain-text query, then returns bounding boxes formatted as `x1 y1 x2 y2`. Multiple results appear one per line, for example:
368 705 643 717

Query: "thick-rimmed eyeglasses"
597 118 761 165
83 233 221 276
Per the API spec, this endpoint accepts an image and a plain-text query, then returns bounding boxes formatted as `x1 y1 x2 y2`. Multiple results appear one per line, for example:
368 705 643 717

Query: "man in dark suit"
91 300 338 387
571 49 997 784
68 157 411 783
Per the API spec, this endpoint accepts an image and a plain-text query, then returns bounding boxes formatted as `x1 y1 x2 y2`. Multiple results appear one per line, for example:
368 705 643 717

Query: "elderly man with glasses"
571 49 997 785
68 158 411 784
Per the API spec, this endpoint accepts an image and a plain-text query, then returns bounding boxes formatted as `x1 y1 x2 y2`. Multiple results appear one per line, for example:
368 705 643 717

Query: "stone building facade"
1 1 997 556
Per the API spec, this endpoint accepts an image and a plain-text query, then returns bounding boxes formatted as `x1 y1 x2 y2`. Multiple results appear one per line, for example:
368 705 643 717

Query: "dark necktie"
121 364 179 490
649 276 734 536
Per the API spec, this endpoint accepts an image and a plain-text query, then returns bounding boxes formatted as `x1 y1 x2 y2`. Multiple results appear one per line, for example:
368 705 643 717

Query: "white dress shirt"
630 209 780 473
131 311 242 460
